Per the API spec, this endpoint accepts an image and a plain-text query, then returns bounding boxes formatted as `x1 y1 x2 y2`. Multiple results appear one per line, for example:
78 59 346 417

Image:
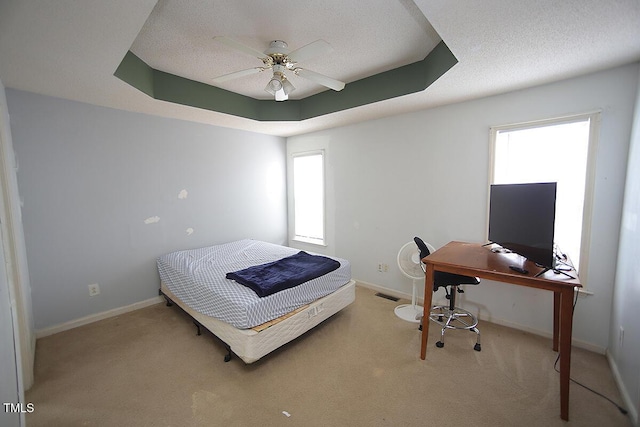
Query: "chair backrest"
414 236 480 290
414 236 431 260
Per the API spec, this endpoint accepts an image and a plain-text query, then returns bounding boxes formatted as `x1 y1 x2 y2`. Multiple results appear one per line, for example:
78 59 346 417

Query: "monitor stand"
535 267 576 279
535 246 577 279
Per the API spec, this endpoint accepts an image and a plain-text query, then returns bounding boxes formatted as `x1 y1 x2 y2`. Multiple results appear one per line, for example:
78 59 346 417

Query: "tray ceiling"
1 0 639 136
130 0 441 101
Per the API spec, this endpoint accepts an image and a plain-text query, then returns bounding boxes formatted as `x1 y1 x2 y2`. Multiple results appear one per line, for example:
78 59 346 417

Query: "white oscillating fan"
395 240 435 322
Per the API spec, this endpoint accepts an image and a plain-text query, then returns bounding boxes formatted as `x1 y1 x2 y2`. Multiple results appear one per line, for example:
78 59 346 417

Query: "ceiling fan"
212 37 346 101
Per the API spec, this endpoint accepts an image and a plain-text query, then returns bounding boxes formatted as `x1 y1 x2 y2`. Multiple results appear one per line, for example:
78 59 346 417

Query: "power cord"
553 288 628 415
553 353 628 415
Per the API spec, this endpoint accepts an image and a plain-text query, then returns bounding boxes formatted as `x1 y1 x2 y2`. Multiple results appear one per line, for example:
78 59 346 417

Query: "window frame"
488 112 601 288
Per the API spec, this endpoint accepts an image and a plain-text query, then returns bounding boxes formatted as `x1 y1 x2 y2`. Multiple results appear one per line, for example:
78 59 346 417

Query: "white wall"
0 213 20 426
7 90 288 330
0 79 34 426
608 65 640 425
288 63 640 352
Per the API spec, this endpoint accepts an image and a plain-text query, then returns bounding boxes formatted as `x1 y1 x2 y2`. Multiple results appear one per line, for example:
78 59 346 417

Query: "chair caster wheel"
224 353 231 362
436 341 444 348
474 343 481 352
418 324 422 331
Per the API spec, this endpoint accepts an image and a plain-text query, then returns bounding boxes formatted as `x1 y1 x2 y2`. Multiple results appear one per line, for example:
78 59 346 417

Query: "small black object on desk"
509 265 529 274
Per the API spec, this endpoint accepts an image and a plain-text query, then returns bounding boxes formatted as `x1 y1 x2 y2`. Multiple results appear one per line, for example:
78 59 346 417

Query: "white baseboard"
606 350 639 426
35 296 164 338
355 279 606 354
356 280 415 302
479 314 606 354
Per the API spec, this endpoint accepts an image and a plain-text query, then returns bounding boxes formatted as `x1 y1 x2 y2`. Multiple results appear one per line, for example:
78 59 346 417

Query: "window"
292 151 325 245
490 113 599 275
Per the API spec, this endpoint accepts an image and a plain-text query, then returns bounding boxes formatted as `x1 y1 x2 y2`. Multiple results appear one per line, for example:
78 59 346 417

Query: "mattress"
156 239 352 329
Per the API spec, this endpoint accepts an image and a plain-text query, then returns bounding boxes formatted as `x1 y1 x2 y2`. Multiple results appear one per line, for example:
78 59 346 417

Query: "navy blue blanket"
226 251 341 297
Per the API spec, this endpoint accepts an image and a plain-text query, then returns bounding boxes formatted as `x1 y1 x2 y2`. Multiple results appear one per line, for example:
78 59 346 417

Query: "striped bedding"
156 239 352 329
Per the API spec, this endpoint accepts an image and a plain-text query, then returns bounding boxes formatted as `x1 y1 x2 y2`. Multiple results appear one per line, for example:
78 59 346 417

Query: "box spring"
160 280 355 363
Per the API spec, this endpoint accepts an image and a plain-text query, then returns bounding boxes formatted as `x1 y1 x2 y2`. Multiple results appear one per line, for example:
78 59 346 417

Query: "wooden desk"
420 241 581 421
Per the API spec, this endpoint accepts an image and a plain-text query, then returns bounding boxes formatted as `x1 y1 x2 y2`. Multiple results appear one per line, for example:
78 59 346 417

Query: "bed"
157 239 355 363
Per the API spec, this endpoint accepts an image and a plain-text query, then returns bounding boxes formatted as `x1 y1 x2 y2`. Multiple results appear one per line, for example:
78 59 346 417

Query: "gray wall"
288 63 639 353
7 90 287 330
609 65 640 425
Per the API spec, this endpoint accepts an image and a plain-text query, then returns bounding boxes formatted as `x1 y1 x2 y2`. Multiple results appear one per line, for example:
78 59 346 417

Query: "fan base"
394 304 424 323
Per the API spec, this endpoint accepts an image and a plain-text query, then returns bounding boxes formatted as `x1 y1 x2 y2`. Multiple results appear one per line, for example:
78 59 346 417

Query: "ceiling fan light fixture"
267 77 283 92
274 89 288 102
282 78 294 96
265 70 295 100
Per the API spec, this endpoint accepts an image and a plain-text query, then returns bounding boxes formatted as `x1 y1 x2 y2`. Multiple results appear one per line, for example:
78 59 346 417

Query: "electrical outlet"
88 283 100 297
378 263 389 272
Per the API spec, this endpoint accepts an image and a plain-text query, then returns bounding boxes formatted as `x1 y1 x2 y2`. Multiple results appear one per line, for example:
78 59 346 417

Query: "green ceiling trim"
153 69 265 119
298 41 457 120
114 51 155 97
114 41 457 122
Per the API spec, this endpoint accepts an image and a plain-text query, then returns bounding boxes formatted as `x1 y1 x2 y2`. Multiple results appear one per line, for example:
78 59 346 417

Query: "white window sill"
292 236 326 247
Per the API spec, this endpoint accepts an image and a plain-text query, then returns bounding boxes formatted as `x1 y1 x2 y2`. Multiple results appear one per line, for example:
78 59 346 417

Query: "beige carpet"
26 285 630 426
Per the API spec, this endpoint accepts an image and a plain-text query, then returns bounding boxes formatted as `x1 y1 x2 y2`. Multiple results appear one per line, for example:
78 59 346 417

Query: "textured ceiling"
1 0 639 137
130 0 441 100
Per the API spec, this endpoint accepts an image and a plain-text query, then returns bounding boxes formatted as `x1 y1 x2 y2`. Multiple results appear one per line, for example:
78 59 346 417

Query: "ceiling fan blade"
213 36 267 60
287 40 333 64
294 68 345 91
212 67 264 83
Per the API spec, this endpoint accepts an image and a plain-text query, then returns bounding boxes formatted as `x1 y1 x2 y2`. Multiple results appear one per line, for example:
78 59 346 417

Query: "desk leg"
559 287 574 421
420 263 434 360
553 291 560 352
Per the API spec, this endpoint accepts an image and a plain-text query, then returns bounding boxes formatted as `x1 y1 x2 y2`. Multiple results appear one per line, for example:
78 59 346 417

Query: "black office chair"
414 237 481 351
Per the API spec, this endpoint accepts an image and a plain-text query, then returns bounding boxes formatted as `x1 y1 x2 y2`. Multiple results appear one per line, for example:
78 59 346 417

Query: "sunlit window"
292 152 325 245
491 114 598 273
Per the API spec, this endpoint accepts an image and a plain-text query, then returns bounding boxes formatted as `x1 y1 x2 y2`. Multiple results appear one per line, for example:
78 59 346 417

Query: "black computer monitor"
488 182 557 268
